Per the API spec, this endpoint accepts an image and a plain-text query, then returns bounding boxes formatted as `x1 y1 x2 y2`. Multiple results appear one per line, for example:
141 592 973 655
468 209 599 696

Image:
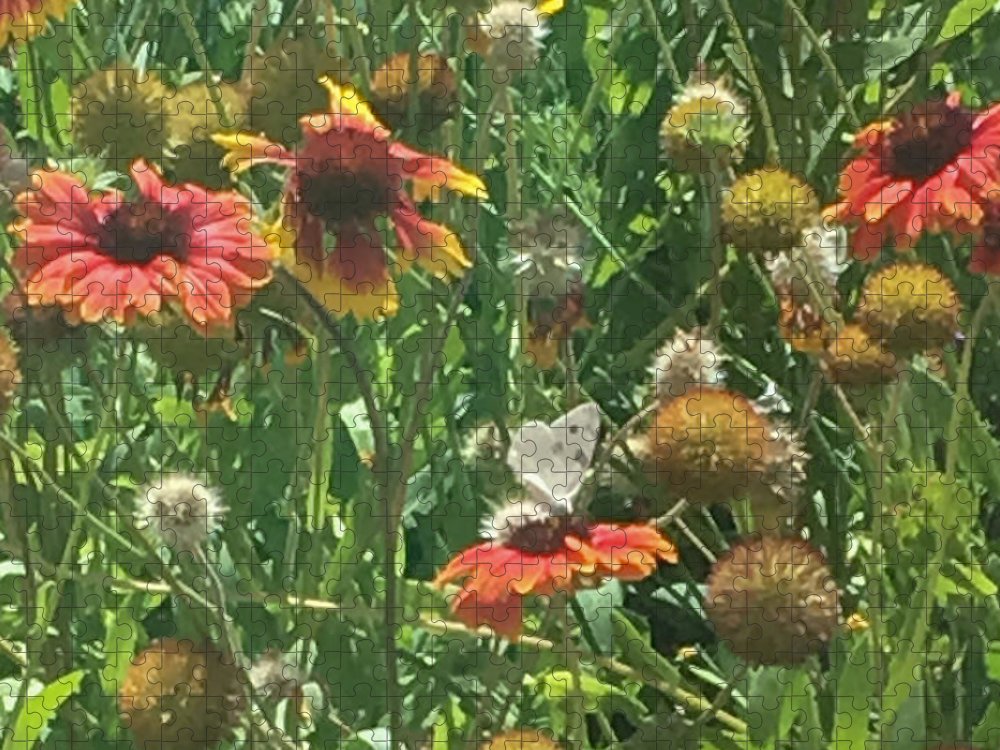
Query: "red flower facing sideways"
214 80 485 319
836 91 1000 260
11 160 272 330
435 499 678 638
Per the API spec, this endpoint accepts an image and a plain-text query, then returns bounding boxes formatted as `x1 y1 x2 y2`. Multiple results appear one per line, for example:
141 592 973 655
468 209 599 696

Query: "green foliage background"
1 0 1000 748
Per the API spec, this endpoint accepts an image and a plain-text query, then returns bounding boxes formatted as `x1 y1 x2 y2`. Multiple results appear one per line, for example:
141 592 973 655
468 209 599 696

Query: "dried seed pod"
706 534 841 665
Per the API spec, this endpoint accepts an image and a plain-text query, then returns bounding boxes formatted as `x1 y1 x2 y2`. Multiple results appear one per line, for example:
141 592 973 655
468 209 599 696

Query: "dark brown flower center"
97 204 189 264
506 514 592 555
297 164 395 227
882 99 976 182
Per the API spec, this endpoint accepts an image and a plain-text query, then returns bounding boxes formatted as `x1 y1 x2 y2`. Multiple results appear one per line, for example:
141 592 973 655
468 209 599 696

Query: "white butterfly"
505 402 603 512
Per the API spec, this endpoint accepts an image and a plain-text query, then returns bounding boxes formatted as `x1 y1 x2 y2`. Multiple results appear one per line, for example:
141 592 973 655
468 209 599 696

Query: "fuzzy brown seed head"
661 77 749 172
248 648 303 700
512 210 588 299
722 169 820 254
1 291 87 379
705 534 841 665
823 324 899 386
119 639 245 748
240 36 352 143
644 388 807 512
368 52 458 132
469 1 552 73
652 327 726 400
0 327 20 415
857 261 961 355
72 67 175 170
167 82 247 187
483 729 562 750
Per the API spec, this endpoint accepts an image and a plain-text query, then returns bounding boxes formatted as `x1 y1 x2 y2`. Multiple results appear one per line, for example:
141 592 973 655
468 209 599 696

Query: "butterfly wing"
507 402 603 506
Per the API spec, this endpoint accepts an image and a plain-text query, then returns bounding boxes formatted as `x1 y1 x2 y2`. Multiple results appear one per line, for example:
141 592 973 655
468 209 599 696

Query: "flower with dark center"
836 92 1000 260
706 534 841 666
119 638 245 749
215 81 485 319
514 209 591 368
0 0 76 46
11 160 272 330
435 496 677 637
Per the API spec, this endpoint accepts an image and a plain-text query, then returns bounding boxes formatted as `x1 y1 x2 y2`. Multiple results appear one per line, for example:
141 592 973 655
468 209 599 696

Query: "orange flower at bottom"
435 504 677 637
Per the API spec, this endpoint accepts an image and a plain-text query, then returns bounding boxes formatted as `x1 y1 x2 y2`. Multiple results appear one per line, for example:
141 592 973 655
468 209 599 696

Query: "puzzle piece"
2 0 1000 747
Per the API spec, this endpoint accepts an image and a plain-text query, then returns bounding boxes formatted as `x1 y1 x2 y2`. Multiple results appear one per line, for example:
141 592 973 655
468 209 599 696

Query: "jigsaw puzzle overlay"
0 0 998 747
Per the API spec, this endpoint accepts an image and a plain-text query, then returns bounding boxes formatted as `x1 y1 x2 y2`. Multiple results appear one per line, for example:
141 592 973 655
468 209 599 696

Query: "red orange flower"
214 81 485 319
11 160 272 330
435 501 677 637
0 0 75 46
836 92 1000 260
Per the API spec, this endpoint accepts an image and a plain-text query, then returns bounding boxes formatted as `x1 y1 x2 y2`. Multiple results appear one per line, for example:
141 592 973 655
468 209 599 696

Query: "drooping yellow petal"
320 77 384 129
396 219 472 278
211 131 287 173
537 0 565 15
444 164 488 199
411 165 488 202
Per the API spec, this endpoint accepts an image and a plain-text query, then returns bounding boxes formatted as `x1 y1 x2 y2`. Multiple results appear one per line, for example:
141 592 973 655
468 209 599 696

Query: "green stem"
640 0 682 83
717 0 781 164
946 284 997 478
175 0 235 128
781 0 861 128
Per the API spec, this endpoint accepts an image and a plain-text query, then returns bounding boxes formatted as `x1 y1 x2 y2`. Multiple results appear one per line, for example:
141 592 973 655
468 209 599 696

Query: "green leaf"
573 581 623 653
611 610 684 687
3 671 84 750
937 0 998 44
834 632 875 750
100 602 139 695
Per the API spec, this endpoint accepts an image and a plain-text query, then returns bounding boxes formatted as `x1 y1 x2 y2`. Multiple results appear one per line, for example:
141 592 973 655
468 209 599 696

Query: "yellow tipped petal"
538 0 565 15
320 78 383 128
212 131 285 173
446 166 488 199
398 226 472 278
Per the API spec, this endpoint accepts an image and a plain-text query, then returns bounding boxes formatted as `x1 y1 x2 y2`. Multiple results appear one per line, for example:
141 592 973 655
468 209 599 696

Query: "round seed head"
857 261 961 355
119 638 245 748
722 169 820 254
706 534 841 665
136 474 227 552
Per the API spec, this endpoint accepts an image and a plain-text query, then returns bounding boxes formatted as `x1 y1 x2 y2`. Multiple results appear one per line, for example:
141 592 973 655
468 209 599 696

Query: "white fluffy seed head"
513 211 587 298
767 225 849 298
249 649 302 700
762 422 810 508
478 1 551 71
652 328 726 400
136 474 227 552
